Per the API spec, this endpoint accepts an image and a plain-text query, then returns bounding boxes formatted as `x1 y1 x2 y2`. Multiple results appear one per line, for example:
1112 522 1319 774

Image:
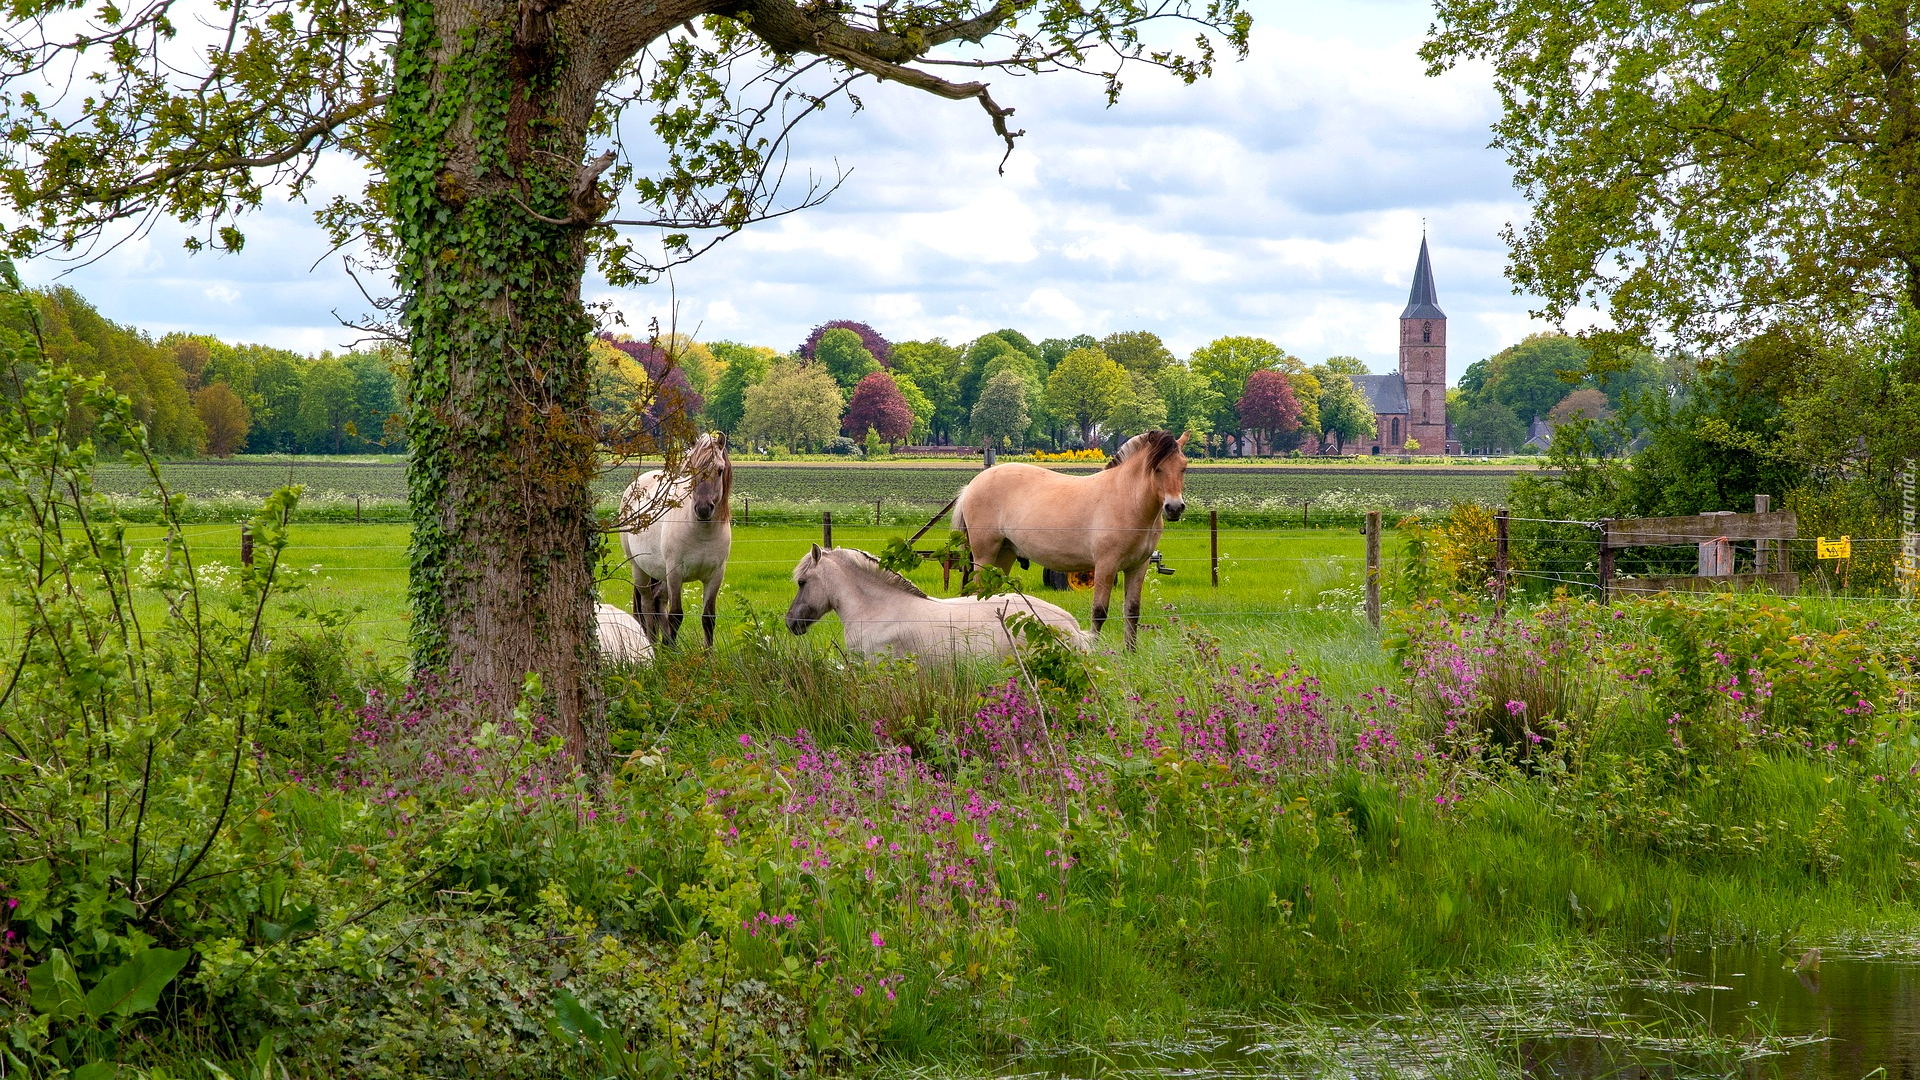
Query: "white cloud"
21 1 1570 382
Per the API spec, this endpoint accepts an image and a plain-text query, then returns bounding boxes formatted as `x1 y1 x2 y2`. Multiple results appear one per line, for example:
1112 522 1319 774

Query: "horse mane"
687 432 730 478
830 548 930 599
617 432 731 522
1106 430 1182 473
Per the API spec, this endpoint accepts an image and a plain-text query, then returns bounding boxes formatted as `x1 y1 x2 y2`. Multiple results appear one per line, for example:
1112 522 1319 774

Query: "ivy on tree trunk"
392 0 611 766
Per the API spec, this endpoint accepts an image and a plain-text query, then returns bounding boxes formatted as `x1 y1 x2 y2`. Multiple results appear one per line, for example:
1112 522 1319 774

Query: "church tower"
1398 237 1447 456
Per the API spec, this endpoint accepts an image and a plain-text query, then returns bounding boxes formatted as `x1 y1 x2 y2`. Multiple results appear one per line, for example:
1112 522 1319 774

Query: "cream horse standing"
785 546 1094 660
952 430 1188 649
618 433 732 647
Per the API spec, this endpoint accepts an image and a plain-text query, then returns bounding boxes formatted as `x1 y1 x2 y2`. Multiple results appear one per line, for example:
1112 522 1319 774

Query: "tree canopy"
971 369 1032 449
1189 335 1287 446
1044 347 1128 446
1424 0 1920 351
800 321 892 368
815 328 883 392
706 342 777 434
742 360 844 451
1309 362 1376 454
1236 370 1301 455
1100 330 1175 376
886 341 961 440
842 371 914 442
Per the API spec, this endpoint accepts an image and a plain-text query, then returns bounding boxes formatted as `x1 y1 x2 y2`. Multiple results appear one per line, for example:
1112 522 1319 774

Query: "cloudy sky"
19 0 1556 382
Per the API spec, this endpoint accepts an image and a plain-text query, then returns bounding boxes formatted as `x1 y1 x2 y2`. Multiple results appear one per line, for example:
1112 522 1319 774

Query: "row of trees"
680 321 1382 455
1449 333 1685 454
0 286 407 457
19 286 1725 464
3 287 1390 460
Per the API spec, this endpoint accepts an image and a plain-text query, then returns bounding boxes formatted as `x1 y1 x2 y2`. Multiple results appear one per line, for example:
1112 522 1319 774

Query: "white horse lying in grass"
784 545 1094 660
595 603 653 663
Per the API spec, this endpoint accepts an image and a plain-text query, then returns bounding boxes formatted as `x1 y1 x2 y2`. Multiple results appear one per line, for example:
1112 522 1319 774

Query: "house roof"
1351 372 1407 415
1400 236 1445 320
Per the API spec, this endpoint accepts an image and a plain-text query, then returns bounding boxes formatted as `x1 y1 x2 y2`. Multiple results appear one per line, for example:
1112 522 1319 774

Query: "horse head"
1114 430 1189 522
786 543 831 634
688 432 731 523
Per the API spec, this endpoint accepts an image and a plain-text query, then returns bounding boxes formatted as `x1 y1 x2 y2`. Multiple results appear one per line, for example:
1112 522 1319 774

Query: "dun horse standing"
951 430 1188 649
618 432 733 647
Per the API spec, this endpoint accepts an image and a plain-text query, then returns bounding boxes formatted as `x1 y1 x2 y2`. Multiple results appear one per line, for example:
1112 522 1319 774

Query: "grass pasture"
152 518 1382 684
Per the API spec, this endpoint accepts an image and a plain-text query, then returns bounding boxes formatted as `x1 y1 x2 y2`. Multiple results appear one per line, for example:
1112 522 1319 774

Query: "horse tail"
949 493 966 536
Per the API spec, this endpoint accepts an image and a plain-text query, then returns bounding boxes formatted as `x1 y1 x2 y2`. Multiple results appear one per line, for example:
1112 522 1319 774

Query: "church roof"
1400 236 1445 320
1351 372 1407 415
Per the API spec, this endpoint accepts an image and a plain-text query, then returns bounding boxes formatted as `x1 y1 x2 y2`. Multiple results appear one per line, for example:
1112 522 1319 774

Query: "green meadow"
140 519 1380 668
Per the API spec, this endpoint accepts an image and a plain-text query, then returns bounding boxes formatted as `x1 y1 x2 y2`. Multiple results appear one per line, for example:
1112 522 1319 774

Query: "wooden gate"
1598 497 1797 602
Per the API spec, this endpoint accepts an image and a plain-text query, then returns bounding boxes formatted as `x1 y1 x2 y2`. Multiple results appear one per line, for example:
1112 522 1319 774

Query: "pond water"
1000 944 1920 1079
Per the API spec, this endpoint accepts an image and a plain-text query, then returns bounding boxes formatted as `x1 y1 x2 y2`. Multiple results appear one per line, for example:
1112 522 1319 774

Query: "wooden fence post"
875 498 883 526
1303 499 1310 528
823 511 833 549
742 497 749 526
1365 510 1381 630
1753 494 1772 572
355 495 362 522
1597 519 1614 604
240 524 254 568
1494 508 1509 611
1210 509 1220 587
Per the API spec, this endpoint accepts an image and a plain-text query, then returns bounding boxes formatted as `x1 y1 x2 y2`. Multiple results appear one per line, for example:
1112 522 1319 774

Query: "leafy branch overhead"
1423 0 1920 356
2 0 1251 278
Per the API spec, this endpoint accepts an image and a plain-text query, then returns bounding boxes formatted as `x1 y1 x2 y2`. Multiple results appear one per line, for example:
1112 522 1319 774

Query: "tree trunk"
392 0 630 771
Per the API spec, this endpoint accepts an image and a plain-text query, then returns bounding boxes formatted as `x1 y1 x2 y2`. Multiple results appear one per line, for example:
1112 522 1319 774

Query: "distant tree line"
0 286 407 457
1448 332 1688 455
691 321 1388 457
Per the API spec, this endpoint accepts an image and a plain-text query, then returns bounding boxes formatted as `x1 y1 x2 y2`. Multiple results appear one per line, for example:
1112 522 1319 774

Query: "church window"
1422 389 1431 423
1392 418 1401 444
1422 321 1432 344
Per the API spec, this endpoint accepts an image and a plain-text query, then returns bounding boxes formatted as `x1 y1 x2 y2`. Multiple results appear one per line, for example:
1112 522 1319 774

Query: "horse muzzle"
694 502 717 522
1163 500 1186 522
785 609 816 635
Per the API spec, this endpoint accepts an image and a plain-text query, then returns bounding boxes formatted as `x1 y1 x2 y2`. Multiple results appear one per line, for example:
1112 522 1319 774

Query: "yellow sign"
1817 536 1851 560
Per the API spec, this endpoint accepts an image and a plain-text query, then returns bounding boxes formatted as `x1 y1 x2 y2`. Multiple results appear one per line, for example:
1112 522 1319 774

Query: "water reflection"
996 945 1920 1080
1510 944 1920 1079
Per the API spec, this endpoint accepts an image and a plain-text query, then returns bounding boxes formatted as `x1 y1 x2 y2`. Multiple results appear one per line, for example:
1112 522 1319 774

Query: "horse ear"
810 543 822 563
716 431 728 449
1176 431 1189 448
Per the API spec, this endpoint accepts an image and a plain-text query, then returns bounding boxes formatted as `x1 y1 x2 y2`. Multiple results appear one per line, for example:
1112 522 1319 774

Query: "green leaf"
82 947 192 1019
71 1064 120 1080
26 949 86 1020
547 989 606 1044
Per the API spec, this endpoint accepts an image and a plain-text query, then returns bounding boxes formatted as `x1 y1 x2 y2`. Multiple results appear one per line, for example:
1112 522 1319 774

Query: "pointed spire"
1400 236 1445 320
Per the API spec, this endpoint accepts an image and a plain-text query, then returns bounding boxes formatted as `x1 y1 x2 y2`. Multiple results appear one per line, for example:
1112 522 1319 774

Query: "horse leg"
1090 562 1118 636
634 568 658 636
700 571 724 649
664 576 686 647
1122 564 1147 651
